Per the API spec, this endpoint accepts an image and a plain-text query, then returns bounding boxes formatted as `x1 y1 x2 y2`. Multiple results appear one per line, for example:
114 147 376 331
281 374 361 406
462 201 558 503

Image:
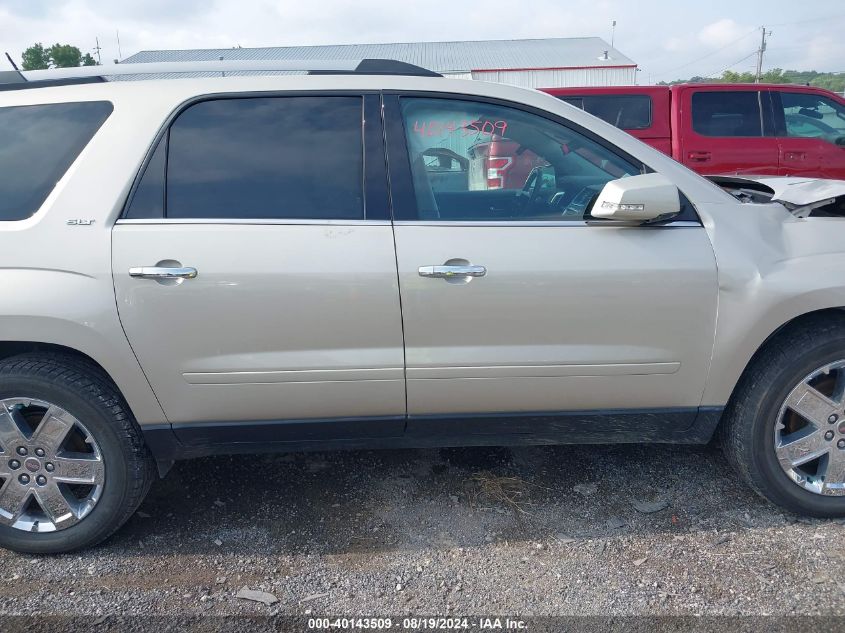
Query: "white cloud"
698 18 750 48
0 0 615 66
0 0 843 79
664 36 692 53
791 34 845 71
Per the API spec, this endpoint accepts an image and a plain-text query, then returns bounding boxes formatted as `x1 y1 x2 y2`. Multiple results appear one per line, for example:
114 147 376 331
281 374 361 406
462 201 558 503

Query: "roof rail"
0 58 441 91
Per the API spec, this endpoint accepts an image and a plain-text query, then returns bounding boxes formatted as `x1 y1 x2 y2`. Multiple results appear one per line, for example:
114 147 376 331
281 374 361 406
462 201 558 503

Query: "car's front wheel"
721 314 845 517
0 353 154 553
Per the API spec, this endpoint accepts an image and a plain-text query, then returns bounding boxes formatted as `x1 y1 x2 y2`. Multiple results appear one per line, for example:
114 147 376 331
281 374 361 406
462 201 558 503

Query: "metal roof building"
123 37 638 88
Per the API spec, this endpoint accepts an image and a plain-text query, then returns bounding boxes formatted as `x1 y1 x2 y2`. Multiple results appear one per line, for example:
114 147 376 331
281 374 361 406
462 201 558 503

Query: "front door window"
399 98 640 222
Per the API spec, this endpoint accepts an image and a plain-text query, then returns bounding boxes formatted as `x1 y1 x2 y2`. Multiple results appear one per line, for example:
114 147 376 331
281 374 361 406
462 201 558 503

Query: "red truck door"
769 88 845 179
673 85 779 175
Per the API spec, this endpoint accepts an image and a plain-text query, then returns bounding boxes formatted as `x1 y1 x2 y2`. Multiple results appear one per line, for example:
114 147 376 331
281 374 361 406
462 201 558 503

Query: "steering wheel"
785 114 839 139
515 167 545 213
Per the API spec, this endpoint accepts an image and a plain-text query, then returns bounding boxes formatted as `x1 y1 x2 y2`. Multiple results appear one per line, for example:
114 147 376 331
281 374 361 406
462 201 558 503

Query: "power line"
652 28 758 79
651 12 845 82
703 50 759 79
768 12 845 27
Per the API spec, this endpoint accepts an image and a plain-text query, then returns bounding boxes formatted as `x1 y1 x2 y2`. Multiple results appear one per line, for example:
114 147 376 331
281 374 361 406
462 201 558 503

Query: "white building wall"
441 72 474 80
470 66 637 88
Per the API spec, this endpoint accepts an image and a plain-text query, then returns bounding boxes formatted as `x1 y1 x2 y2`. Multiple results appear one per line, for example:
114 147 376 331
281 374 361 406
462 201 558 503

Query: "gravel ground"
1 441 845 619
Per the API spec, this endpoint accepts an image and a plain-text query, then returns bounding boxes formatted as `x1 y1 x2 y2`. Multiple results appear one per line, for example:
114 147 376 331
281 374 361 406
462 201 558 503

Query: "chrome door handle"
129 266 198 280
418 265 487 279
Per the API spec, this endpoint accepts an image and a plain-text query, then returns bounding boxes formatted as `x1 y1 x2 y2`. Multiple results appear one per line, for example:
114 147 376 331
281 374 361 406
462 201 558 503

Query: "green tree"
48 44 82 68
720 68 787 83
660 68 844 93
20 42 100 70
21 43 50 70
761 68 787 83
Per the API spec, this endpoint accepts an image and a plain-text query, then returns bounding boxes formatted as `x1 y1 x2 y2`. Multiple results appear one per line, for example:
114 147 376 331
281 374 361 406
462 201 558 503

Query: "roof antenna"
5 52 19 71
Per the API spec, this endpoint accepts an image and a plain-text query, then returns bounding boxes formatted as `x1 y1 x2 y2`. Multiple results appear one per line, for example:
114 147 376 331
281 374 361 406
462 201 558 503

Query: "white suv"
2 59 845 553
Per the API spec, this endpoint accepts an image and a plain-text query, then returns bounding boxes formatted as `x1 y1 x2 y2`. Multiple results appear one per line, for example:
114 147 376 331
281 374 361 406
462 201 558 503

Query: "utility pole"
755 26 771 83
94 37 102 65
611 20 617 48
116 30 123 61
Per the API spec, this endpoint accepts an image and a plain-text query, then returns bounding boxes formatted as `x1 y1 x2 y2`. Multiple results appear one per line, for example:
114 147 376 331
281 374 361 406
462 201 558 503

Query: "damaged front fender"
707 175 845 218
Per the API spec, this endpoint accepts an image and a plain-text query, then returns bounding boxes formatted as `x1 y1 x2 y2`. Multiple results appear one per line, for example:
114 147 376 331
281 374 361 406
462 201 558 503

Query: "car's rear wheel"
721 314 845 517
0 354 154 553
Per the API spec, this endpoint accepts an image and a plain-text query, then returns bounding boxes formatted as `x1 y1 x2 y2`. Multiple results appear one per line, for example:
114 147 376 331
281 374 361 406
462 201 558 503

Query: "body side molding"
142 406 725 472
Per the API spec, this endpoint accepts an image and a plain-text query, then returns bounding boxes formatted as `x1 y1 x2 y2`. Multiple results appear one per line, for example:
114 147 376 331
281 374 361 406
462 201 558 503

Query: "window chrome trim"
116 218 699 228
115 218 391 226
121 91 377 222
391 220 702 228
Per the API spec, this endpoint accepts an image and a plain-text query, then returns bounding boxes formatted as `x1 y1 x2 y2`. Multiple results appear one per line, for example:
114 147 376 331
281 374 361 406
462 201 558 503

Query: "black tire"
720 313 845 517
0 353 155 553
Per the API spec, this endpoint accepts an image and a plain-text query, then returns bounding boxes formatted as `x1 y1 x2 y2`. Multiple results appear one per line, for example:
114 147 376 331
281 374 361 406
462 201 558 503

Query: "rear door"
112 94 406 440
772 90 845 179
674 86 779 175
384 93 718 435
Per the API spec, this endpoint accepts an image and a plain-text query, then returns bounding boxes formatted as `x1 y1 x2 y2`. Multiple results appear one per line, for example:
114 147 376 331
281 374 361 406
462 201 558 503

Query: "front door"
773 90 845 179
384 95 718 434
112 94 406 437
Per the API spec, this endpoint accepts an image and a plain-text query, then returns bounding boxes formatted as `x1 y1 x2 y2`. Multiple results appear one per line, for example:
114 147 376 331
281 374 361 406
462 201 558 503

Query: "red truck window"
691 91 763 137
778 92 845 144
558 95 652 130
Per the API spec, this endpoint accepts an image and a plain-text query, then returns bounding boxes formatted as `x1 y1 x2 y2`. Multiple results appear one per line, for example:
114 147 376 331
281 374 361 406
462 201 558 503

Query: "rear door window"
558 95 652 130
124 133 166 219
165 96 364 220
691 91 763 137
0 101 112 221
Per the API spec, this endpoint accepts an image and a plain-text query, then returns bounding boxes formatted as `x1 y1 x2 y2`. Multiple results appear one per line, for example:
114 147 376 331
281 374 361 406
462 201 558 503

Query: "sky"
1 0 844 83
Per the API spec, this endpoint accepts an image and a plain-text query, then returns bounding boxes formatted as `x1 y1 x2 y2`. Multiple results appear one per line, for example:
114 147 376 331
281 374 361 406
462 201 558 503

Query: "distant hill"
658 69 845 93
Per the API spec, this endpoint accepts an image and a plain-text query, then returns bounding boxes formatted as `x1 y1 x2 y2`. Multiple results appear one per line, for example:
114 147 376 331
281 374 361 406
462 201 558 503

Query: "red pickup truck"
541 83 845 179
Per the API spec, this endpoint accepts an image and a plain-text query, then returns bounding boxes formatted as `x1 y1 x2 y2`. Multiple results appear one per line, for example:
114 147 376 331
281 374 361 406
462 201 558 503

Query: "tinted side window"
779 92 845 144
125 133 166 219
692 91 762 137
400 97 640 222
558 95 652 130
167 97 364 220
0 101 112 221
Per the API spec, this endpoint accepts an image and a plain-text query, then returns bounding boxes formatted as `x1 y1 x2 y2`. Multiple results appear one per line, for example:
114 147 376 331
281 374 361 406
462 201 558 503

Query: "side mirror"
591 173 681 223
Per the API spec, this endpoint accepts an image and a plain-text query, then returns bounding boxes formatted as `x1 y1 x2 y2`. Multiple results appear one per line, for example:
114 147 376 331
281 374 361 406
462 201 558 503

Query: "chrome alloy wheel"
0 398 104 532
775 360 845 495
